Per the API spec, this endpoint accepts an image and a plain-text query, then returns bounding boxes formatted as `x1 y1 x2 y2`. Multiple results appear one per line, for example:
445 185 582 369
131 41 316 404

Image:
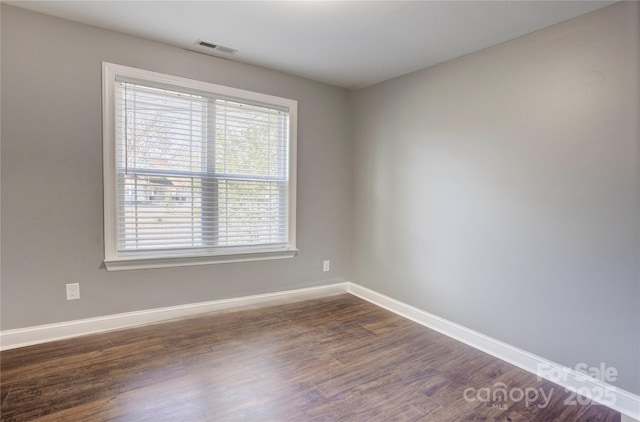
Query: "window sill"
104 249 298 271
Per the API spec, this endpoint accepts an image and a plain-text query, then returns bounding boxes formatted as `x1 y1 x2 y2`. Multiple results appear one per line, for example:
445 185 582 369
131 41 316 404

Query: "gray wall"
350 2 639 394
1 5 352 329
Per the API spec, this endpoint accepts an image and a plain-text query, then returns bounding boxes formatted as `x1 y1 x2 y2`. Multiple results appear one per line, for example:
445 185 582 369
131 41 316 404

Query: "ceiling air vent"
195 39 238 55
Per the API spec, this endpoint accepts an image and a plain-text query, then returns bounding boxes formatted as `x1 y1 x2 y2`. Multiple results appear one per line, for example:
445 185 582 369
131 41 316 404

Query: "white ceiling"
7 1 616 89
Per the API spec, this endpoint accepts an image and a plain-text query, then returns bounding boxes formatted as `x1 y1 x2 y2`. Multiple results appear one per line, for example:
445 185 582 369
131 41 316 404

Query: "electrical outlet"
323 260 330 272
66 283 80 300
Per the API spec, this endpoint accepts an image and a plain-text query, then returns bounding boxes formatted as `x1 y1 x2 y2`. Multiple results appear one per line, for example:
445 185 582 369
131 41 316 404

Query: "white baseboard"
0 281 349 351
1 280 637 419
346 282 640 421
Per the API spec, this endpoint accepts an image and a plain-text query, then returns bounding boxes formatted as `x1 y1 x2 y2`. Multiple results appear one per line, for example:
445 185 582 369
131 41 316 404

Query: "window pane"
216 179 287 246
118 174 204 251
118 83 207 174
214 100 288 178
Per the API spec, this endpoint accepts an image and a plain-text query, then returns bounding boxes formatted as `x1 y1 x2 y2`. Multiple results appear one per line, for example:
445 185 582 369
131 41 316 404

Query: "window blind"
114 80 290 254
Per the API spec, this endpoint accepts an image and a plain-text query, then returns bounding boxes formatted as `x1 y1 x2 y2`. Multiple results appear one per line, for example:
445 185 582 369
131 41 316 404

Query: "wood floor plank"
0 294 621 421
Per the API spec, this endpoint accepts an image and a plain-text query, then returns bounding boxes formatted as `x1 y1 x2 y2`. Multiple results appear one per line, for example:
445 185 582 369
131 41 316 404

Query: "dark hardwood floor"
1 294 620 421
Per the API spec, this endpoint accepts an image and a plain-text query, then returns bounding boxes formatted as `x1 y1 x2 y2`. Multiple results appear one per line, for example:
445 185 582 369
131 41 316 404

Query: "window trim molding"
103 249 298 271
102 62 297 271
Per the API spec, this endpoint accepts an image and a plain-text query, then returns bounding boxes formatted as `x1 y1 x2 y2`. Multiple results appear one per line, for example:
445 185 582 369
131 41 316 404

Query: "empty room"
1 1 638 421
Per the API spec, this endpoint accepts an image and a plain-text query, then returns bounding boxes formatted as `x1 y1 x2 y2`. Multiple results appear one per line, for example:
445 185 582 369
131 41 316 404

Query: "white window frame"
102 62 297 271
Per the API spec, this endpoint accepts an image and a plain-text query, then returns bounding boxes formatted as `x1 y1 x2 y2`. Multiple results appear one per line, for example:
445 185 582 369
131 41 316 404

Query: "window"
102 63 297 271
